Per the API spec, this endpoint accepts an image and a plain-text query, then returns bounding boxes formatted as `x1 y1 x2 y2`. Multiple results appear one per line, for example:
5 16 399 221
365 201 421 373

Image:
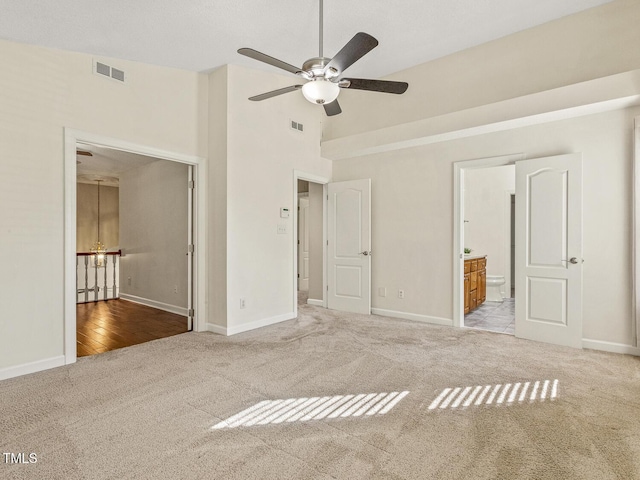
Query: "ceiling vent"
93 60 126 83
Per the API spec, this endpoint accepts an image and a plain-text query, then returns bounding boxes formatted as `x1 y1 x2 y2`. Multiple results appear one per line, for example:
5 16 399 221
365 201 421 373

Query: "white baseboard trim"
207 312 297 337
0 355 66 381
582 339 640 356
372 308 453 327
119 294 188 317
207 323 227 335
227 312 296 336
307 298 323 307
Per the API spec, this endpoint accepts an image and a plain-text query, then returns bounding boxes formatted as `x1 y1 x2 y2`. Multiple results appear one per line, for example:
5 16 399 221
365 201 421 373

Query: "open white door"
515 153 583 348
297 196 310 291
327 179 371 314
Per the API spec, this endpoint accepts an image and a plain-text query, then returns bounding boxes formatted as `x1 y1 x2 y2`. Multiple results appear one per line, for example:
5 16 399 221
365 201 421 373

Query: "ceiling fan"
238 0 408 116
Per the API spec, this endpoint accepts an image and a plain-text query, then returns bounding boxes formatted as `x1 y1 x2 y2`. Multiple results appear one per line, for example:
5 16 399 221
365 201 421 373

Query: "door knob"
359 251 372 256
561 257 579 264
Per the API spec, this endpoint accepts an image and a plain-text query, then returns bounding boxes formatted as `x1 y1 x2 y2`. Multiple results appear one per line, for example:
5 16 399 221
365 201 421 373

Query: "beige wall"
332 106 638 345
76 183 120 252
119 160 189 308
0 38 206 371
464 165 515 298
209 64 331 333
324 0 640 140
327 0 640 349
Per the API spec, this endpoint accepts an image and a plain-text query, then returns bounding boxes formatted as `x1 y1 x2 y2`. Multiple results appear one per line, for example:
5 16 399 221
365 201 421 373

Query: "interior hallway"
76 299 188 357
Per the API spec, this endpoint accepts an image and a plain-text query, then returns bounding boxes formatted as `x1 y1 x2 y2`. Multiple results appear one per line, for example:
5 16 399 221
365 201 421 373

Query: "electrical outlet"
240 298 246 309
379 287 387 297
398 289 405 299
174 285 178 294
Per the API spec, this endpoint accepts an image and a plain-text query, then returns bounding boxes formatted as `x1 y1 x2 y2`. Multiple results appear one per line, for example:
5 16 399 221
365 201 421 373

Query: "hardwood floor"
76 299 188 357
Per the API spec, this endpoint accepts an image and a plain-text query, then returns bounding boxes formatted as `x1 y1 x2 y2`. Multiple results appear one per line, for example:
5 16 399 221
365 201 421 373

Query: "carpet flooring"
2 301 640 479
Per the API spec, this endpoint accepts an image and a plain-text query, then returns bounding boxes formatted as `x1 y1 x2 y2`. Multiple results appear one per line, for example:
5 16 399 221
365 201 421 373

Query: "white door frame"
64 128 207 365
453 153 524 327
634 116 640 348
504 190 516 299
292 171 330 316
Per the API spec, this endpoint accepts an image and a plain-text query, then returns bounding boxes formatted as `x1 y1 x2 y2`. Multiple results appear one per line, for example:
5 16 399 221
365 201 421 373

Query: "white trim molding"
0 356 66 381
307 298 324 307
119 294 188 317
207 323 227 336
210 312 297 337
582 339 640 357
634 116 640 348
372 308 453 327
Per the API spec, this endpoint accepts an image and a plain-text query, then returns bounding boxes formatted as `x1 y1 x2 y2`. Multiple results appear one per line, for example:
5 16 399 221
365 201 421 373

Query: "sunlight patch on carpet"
428 379 558 411
211 391 410 429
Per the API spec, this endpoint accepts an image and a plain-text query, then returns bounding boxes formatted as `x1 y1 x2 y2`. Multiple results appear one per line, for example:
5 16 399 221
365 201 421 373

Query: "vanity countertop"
464 254 486 260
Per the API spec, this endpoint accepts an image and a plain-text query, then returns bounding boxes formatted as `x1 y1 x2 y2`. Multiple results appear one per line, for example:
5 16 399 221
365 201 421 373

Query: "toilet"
486 275 506 302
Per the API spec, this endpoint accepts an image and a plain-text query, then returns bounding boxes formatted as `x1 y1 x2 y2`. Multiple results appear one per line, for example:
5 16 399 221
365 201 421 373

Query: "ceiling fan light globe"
302 80 339 105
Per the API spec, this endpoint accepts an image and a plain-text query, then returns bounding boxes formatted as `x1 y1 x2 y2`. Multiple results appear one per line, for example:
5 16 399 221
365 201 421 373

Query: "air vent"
111 68 125 82
93 60 126 83
96 62 110 77
290 120 304 132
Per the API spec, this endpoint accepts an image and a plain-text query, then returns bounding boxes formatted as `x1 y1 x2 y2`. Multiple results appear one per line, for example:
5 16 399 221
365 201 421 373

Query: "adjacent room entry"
74 143 194 357
293 174 372 316
455 153 583 349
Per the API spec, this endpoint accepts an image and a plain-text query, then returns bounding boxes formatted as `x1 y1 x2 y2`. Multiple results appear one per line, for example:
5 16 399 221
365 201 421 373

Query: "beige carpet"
2 301 640 479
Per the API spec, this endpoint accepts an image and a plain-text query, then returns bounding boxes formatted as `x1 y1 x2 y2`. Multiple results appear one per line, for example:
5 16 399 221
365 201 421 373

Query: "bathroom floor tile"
465 298 515 335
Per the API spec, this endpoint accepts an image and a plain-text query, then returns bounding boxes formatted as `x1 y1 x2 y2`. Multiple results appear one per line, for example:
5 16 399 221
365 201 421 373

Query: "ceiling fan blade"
340 78 408 94
238 48 302 75
323 99 342 116
324 32 378 75
249 85 303 101
76 150 93 156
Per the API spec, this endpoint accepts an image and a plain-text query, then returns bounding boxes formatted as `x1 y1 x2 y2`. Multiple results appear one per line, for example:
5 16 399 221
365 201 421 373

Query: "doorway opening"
453 153 523 333
64 129 206 365
294 176 327 310
461 164 515 334
75 144 192 356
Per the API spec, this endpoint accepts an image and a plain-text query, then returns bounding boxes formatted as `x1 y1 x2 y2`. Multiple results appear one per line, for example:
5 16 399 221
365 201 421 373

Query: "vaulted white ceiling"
0 0 612 79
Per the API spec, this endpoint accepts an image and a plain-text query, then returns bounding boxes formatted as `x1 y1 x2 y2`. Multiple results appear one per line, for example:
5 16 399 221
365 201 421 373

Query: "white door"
297 196 310 291
327 179 371 314
515 153 583 348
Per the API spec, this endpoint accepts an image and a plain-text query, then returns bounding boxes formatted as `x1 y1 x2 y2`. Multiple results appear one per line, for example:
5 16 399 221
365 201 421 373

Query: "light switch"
277 224 287 234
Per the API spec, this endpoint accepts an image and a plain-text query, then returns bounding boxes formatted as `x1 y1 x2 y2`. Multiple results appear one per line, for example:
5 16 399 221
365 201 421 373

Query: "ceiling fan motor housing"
301 57 338 80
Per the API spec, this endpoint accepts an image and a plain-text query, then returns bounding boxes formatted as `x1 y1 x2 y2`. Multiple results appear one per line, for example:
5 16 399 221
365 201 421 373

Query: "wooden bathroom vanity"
464 255 486 314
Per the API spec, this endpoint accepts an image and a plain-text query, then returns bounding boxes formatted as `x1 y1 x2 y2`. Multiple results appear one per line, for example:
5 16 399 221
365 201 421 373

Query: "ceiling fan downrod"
319 0 324 58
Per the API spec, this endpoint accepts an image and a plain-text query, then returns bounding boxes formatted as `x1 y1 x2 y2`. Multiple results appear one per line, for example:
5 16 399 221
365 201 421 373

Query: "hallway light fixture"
90 179 107 267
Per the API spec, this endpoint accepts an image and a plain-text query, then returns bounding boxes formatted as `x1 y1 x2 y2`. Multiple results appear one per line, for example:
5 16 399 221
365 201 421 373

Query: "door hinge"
188 308 195 317
297 274 300 278
188 244 194 253
327 285 329 291
188 180 195 189
297 240 300 245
